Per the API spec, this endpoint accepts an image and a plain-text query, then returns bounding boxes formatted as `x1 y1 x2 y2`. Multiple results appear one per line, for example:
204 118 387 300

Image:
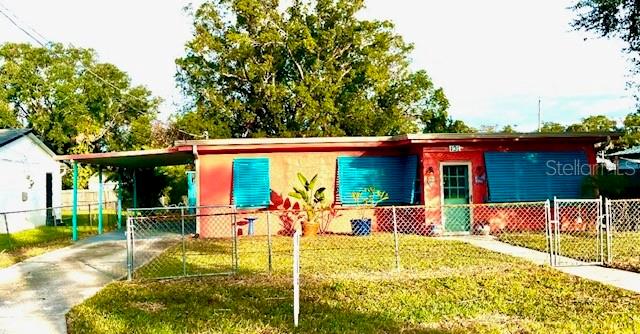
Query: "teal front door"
442 164 471 232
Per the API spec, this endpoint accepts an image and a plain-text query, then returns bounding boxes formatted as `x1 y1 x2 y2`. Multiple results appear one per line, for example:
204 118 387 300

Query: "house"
609 146 640 173
59 133 614 237
0 129 62 232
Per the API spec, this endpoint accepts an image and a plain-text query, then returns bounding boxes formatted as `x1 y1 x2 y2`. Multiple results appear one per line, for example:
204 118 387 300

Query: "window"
232 158 270 208
484 151 588 202
337 156 418 205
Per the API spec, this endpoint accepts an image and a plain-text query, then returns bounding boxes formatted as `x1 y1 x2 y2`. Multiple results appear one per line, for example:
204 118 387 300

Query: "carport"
57 146 196 240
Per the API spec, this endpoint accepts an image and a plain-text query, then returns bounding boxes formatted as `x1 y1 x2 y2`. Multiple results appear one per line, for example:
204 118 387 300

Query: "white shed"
0 129 62 233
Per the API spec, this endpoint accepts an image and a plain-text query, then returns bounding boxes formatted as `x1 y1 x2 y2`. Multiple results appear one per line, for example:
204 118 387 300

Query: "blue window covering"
233 158 270 208
186 171 196 207
484 151 588 202
337 156 418 205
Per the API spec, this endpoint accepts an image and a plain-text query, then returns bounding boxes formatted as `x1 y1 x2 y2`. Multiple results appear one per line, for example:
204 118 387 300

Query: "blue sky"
0 0 636 131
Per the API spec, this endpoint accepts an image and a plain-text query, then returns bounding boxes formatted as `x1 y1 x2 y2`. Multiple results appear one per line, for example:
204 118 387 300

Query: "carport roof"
58 132 619 167
56 147 194 168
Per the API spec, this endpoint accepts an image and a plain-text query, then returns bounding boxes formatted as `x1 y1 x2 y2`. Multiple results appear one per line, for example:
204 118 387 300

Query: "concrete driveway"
0 231 166 334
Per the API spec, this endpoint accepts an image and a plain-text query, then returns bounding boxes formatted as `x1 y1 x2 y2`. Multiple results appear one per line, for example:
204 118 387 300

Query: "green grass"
0 212 120 268
498 231 640 272
67 235 640 333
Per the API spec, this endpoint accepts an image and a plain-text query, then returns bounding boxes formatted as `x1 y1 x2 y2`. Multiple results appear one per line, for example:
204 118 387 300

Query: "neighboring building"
60 133 613 236
0 129 62 232
609 146 640 172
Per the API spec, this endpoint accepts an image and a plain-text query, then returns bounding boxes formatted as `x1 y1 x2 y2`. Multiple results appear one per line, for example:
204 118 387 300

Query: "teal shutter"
233 158 270 208
186 171 196 207
484 151 588 202
337 156 418 205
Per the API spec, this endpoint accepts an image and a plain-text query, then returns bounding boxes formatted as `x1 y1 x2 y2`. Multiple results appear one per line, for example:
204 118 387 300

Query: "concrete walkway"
0 231 168 334
449 236 640 294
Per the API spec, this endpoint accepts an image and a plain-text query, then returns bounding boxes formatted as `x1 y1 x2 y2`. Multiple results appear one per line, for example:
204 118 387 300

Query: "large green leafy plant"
288 173 327 226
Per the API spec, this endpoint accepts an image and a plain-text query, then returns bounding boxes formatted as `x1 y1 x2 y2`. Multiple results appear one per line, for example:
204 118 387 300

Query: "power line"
0 5 46 46
0 2 149 107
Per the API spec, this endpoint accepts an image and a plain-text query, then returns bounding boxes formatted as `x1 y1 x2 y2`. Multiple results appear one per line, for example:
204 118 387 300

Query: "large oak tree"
0 43 160 154
176 0 466 138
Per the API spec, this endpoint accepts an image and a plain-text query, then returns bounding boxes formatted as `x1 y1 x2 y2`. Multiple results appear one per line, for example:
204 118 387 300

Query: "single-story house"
0 129 62 232
59 133 613 237
61 133 617 236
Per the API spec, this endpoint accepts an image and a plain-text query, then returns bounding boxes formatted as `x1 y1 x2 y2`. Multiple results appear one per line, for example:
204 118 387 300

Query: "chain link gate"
126 205 238 280
549 197 606 266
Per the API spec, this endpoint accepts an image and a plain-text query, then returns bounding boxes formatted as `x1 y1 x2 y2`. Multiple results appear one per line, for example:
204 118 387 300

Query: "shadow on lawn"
68 274 453 334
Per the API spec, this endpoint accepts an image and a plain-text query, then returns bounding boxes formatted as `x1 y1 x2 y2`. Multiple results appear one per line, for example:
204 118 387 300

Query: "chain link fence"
125 198 640 280
127 202 554 280
607 199 640 272
1 201 119 247
126 206 237 280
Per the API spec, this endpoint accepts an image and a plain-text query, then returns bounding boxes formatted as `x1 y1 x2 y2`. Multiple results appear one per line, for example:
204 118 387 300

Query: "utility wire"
0 5 46 46
0 1 149 107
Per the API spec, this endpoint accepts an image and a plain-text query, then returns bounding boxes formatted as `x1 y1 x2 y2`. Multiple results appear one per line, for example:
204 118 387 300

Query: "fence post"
267 210 273 274
605 198 612 264
126 215 133 280
552 196 559 266
181 207 187 277
89 204 92 227
293 229 300 327
232 207 239 273
598 196 604 264
544 200 553 266
3 213 11 250
392 206 400 271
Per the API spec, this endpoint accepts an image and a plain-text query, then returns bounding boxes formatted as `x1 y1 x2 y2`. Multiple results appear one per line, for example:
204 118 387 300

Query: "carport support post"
132 169 138 209
117 173 122 230
98 167 103 235
72 161 79 241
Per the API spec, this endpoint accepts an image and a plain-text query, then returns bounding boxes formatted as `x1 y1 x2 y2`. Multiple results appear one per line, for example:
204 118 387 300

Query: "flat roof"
176 132 618 147
56 147 194 168
58 132 619 167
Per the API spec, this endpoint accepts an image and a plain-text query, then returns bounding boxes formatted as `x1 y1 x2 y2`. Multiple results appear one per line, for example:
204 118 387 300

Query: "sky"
0 0 636 132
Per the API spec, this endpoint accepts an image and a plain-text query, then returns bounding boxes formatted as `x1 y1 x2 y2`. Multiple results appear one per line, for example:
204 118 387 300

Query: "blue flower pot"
351 218 372 236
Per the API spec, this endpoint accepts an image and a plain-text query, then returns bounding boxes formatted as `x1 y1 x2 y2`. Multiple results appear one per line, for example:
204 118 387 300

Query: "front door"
442 164 471 232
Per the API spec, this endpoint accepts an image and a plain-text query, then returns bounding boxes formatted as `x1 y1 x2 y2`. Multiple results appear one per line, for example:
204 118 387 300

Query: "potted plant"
288 173 327 237
351 186 389 236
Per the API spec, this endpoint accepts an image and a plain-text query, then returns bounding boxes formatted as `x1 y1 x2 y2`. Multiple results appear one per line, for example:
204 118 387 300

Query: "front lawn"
67 236 640 333
0 212 119 268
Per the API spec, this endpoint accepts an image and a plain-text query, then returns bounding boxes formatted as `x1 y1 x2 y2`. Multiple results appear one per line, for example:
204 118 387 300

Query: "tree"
572 0 640 56
0 43 161 154
622 111 640 146
540 122 566 133
572 1 640 104
477 124 516 133
176 0 462 138
566 115 618 132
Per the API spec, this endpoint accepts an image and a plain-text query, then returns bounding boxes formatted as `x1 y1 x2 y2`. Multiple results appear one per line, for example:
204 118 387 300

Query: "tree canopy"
175 0 467 138
0 43 160 154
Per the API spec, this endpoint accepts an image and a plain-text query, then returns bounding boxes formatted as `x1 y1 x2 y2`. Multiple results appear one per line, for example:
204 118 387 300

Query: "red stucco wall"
196 140 597 237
